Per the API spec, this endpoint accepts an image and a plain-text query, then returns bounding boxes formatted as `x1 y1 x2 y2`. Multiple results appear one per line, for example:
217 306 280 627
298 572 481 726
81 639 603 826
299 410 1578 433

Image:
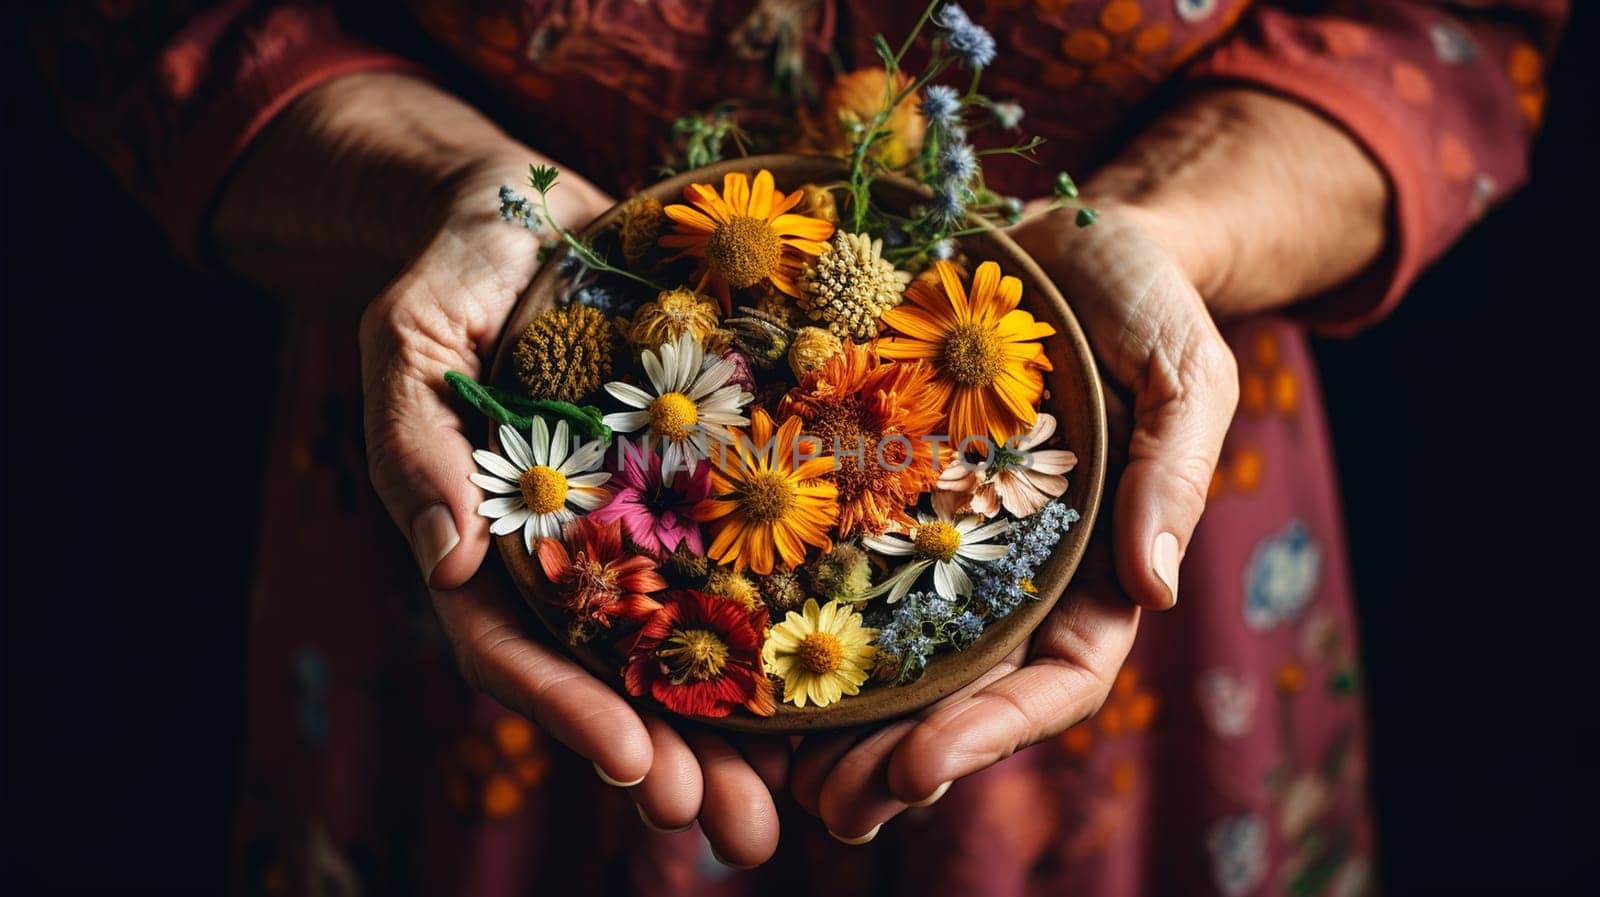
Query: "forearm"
1087 88 1390 318
210 72 606 300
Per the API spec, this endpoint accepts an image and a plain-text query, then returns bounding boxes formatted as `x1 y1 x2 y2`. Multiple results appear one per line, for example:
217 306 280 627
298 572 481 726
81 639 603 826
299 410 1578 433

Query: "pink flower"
938 413 1077 518
590 449 709 555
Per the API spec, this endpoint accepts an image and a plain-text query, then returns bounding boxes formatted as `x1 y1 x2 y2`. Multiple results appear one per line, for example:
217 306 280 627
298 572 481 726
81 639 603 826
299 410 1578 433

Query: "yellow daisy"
876 260 1056 446
660 170 835 310
763 598 878 708
690 409 839 575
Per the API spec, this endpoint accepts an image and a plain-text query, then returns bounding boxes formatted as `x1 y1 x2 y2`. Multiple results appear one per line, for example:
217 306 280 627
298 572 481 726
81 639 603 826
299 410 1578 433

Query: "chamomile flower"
862 503 1010 602
472 418 612 552
601 333 753 473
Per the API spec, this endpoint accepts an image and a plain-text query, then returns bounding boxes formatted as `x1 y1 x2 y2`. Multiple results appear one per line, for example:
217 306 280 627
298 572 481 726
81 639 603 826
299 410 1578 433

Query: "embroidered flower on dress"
1242 519 1322 631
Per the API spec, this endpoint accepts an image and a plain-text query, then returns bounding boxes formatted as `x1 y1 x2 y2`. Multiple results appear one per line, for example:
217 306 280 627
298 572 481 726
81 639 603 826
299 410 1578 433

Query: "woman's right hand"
216 72 788 867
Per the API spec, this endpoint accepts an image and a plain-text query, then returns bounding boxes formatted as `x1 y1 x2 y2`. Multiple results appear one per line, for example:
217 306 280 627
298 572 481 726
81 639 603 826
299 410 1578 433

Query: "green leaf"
528 164 561 194
444 371 612 443
873 34 896 70
1075 207 1099 228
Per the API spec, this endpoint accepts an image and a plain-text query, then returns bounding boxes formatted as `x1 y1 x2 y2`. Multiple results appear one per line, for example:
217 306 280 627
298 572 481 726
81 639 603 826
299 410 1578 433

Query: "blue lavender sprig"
971 501 1081 618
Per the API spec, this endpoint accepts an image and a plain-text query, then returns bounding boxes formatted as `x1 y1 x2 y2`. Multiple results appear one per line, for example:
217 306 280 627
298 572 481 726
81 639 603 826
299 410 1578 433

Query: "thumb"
1107 277 1238 609
360 269 497 590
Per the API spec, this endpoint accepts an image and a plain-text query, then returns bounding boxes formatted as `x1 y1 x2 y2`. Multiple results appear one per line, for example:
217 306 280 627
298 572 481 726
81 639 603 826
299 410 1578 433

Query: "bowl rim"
486 153 1107 733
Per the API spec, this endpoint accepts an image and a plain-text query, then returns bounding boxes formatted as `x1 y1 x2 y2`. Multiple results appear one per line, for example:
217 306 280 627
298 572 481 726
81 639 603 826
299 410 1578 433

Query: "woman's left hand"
790 202 1239 840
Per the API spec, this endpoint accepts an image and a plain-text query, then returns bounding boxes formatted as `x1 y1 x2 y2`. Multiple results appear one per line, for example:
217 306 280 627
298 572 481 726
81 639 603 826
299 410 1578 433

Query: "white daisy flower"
862 503 1010 603
471 417 612 553
601 332 752 473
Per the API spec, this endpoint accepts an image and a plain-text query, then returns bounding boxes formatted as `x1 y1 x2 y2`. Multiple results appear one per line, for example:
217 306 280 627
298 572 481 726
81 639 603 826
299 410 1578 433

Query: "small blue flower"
938 141 979 183
948 612 985 648
930 238 957 260
971 501 1080 617
929 186 967 227
935 4 997 70
919 84 963 129
921 595 954 622
990 100 1024 129
568 284 630 315
497 185 542 231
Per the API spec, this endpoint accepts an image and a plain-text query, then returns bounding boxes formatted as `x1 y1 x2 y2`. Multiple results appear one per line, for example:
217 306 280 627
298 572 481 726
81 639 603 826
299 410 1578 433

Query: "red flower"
622 590 776 718
536 517 666 641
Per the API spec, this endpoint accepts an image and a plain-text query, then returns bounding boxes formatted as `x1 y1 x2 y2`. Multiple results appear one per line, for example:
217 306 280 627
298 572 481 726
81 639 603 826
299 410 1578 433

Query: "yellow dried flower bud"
797 184 839 225
787 326 843 379
629 287 721 349
619 196 666 267
798 232 911 340
704 568 762 612
512 304 619 402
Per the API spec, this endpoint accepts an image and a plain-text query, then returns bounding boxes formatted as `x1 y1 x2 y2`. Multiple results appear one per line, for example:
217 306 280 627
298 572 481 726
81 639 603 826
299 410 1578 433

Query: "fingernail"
411 504 459 583
909 781 951 807
710 845 758 871
635 802 693 834
1152 531 1180 605
594 761 645 788
828 823 882 845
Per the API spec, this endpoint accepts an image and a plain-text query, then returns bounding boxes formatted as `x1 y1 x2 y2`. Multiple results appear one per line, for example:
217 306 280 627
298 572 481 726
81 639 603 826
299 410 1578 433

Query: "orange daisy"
660 170 835 310
779 342 945 537
690 408 839 575
875 260 1055 446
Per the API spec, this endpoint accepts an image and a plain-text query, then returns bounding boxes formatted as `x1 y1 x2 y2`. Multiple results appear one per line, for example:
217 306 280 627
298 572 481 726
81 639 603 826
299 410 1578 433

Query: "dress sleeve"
1188 1 1568 335
30 2 420 263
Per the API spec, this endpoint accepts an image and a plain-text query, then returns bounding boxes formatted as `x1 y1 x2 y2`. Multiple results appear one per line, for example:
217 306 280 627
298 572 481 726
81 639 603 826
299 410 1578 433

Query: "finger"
886 585 1138 801
817 720 918 844
1112 274 1237 609
681 728 781 868
629 716 703 833
732 734 792 793
433 573 652 786
789 729 868 817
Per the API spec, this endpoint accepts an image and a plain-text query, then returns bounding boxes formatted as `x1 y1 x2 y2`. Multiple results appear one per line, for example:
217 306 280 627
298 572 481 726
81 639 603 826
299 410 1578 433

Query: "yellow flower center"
518 465 569 514
913 521 963 561
649 391 700 441
797 631 844 675
660 627 730 682
940 323 1005 387
740 471 797 523
706 215 781 289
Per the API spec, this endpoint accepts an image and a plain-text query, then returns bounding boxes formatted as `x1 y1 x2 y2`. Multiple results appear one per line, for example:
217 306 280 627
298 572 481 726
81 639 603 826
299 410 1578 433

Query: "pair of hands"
358 159 1238 867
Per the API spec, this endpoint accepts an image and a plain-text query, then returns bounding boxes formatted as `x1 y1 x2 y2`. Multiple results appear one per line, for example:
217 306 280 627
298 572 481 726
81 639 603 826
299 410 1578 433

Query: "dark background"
5 6 1596 896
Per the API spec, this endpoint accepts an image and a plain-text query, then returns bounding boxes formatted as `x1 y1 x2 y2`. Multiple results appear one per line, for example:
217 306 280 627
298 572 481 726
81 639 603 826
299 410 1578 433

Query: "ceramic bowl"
488 154 1106 733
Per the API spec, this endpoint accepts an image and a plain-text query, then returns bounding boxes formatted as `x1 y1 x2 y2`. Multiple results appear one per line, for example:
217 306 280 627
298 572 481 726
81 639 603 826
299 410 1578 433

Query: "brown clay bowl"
487 154 1106 733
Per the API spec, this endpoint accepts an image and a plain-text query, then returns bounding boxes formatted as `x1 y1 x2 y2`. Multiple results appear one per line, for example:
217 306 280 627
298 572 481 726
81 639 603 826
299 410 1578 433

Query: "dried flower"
512 304 620 403
970 501 1080 617
601 333 753 473
619 195 666 266
764 599 878 708
862 503 1010 603
703 567 762 612
797 231 911 340
589 450 710 556
938 141 979 184
939 412 1076 518
808 543 873 604
798 184 839 225
623 590 775 718
756 568 808 613
787 326 843 379
919 84 963 130
808 68 926 169
934 4 996 70
629 287 721 349
724 306 793 370
535 517 666 642
499 186 543 231
473 418 612 552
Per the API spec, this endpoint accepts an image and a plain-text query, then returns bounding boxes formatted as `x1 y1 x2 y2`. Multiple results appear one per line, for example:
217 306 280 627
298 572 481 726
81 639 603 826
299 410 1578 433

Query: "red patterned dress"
33 2 1566 894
